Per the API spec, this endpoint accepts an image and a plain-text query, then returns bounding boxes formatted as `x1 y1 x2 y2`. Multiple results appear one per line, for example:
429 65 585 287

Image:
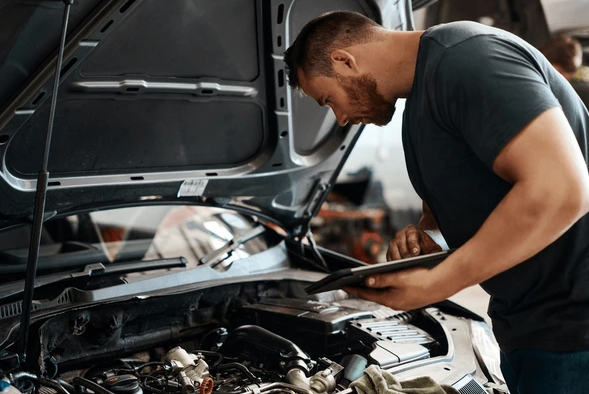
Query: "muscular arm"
430 107 589 297
348 107 589 311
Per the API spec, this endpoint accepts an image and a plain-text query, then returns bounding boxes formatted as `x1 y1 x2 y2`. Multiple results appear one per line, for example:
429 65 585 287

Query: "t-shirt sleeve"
433 35 561 169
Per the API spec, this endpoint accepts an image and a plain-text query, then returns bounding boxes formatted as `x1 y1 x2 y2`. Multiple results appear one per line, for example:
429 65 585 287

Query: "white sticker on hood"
177 179 209 197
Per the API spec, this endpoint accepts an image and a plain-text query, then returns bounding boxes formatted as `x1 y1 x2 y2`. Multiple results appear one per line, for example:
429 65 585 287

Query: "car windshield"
0 205 270 280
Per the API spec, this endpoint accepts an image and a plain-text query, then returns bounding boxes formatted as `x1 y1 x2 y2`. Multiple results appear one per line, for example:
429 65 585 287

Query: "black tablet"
305 250 453 295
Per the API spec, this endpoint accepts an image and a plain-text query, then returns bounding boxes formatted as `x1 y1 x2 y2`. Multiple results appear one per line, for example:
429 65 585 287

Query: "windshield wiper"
199 225 265 267
0 257 187 301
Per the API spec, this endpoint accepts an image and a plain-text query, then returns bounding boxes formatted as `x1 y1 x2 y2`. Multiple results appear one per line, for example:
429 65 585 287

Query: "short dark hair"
541 34 582 73
283 11 380 89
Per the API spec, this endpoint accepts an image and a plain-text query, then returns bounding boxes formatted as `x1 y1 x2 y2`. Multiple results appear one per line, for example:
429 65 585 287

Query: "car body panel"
0 0 415 235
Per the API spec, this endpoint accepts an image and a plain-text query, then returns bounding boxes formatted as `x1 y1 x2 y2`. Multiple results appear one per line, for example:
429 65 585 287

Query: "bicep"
492 107 588 191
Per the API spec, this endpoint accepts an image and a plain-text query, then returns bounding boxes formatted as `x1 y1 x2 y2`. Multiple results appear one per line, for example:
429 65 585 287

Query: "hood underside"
0 0 413 234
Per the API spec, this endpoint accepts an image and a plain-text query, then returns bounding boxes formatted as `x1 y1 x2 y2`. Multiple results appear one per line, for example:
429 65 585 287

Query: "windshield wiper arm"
199 225 265 267
0 257 187 301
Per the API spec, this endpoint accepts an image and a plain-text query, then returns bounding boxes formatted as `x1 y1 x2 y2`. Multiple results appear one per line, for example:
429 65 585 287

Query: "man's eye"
324 98 331 105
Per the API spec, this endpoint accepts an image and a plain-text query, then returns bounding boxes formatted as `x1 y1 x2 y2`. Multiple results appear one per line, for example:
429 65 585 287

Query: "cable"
306 232 329 272
56 379 76 394
141 375 171 394
135 362 170 373
216 363 258 383
189 350 223 368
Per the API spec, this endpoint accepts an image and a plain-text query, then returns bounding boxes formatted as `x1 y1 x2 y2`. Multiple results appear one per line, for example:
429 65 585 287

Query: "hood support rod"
18 0 75 363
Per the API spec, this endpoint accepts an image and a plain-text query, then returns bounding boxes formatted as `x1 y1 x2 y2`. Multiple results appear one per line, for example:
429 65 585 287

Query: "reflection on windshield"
203 221 233 241
0 206 269 276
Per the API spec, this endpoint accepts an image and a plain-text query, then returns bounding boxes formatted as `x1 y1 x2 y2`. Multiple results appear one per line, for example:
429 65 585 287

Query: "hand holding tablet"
305 250 453 295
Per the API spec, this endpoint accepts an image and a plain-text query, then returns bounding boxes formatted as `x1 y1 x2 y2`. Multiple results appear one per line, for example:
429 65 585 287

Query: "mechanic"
541 34 589 109
284 12 589 394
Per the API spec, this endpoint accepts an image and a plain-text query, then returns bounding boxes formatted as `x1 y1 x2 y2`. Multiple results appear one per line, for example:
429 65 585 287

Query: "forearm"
430 181 589 298
418 201 439 231
417 202 449 250
418 213 438 231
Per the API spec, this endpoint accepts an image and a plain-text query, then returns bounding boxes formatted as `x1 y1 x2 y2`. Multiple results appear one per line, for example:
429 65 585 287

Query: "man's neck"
370 30 424 101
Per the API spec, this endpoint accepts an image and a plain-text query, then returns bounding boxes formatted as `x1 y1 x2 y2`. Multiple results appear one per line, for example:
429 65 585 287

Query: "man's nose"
333 109 349 127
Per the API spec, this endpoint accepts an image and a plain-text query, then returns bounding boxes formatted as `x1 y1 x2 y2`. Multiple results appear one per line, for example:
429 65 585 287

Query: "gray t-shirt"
403 21 589 352
571 79 589 111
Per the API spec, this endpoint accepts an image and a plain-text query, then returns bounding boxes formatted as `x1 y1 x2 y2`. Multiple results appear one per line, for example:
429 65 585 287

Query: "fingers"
386 242 402 261
395 228 409 257
406 226 421 256
344 267 434 311
343 286 393 306
387 225 422 261
365 272 402 288
364 267 428 289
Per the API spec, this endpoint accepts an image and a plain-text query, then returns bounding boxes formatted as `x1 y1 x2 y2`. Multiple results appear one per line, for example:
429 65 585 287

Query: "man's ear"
331 49 360 77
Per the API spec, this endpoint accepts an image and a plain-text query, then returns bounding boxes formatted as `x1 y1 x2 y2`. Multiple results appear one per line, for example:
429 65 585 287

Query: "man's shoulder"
423 21 514 49
571 79 589 107
422 21 539 77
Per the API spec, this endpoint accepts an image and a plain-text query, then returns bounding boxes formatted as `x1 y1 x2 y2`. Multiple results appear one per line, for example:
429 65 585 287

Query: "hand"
343 267 446 311
386 225 442 261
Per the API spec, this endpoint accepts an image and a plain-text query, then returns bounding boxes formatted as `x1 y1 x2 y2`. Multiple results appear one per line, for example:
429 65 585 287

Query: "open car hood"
0 0 413 236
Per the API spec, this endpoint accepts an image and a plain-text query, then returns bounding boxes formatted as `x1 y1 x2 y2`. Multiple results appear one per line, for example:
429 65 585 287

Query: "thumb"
366 272 403 288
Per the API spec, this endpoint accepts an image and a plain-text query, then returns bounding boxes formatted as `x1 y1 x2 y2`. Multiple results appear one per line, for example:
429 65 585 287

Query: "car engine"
5 284 462 394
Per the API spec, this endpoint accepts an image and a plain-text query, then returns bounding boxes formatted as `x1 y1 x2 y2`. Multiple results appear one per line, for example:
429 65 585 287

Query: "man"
541 34 589 109
284 11 589 394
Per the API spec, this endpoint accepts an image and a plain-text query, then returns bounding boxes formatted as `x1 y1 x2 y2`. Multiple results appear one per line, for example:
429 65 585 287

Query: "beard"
335 73 396 126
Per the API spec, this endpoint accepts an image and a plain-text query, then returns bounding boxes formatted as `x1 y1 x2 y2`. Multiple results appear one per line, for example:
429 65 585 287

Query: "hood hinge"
288 181 332 273
303 182 331 223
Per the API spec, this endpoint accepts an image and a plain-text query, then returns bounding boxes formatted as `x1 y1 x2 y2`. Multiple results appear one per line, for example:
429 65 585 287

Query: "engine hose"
263 389 296 394
338 355 368 388
73 377 116 394
216 362 259 383
56 379 76 394
260 382 313 394
10 372 71 394
217 382 313 394
222 326 310 374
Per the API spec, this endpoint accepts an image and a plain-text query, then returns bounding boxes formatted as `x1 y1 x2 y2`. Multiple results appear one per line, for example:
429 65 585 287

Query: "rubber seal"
199 378 214 394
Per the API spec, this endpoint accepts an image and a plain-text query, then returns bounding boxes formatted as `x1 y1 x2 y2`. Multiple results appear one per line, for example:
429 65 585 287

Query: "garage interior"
0 1 587 394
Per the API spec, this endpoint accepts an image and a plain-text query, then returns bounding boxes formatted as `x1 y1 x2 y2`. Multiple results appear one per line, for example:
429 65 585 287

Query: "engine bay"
3 283 460 394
